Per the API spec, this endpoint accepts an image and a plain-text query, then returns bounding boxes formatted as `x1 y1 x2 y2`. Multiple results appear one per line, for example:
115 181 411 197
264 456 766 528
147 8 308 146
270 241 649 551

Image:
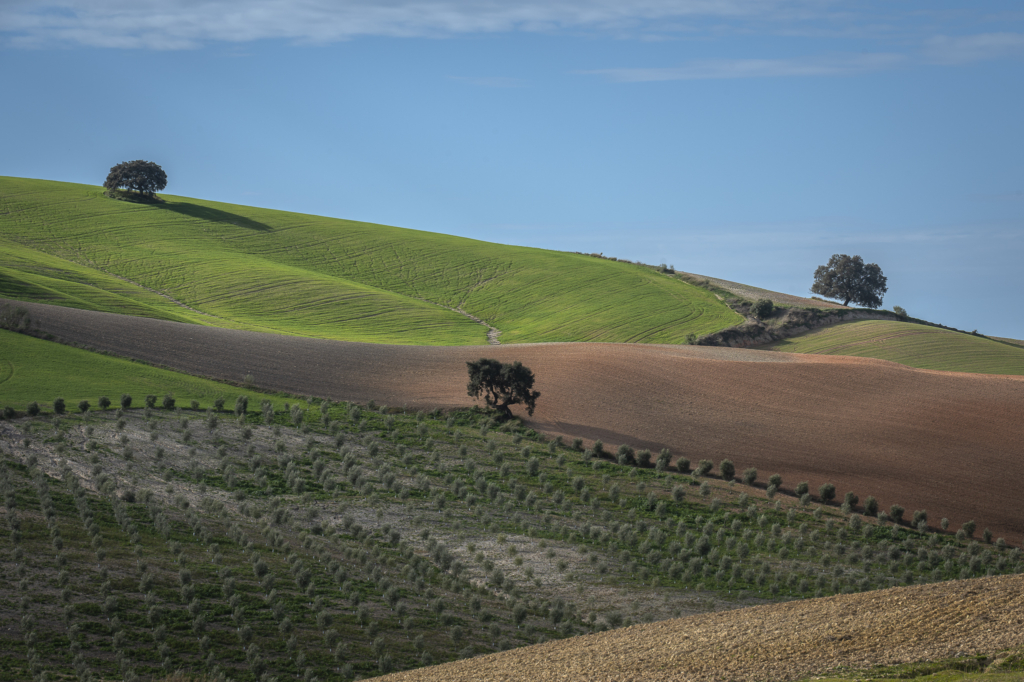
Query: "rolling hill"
0 177 741 346
760 320 1024 375
8 299 1024 545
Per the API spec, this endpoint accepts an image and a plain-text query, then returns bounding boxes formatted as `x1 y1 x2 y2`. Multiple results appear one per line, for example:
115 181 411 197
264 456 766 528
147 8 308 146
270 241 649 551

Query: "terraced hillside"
760 320 1024 375
0 177 741 345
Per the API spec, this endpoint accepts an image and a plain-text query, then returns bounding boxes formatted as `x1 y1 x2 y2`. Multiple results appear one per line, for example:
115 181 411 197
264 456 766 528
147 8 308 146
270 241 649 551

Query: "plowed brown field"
378 574 1024 682
10 299 1024 544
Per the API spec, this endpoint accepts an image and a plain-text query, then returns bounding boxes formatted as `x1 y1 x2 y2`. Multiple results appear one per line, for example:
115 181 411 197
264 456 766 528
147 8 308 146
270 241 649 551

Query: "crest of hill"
760 320 1024 376
0 177 741 345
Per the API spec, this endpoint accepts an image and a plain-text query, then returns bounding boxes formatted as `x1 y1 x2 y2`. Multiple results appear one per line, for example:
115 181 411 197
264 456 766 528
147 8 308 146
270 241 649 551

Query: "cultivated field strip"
762 320 1024 375
0 177 742 345
3 399 1021 680
9 298 1024 545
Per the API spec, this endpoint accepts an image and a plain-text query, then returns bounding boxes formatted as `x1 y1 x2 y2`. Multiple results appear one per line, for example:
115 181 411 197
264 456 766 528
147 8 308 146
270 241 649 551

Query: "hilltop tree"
467 358 540 419
810 254 887 308
104 160 167 197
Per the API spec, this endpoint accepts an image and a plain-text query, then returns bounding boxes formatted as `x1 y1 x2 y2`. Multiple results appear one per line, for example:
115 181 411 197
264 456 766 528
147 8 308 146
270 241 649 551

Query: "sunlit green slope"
0 177 741 345
762 320 1024 375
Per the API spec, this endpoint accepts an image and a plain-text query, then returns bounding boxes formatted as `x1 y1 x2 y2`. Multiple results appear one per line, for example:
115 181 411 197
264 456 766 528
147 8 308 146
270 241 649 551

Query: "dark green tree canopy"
467 358 540 418
104 160 167 197
810 254 887 308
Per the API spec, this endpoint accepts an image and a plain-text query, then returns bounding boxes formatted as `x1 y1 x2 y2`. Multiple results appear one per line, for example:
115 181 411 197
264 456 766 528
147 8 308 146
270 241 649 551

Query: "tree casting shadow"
160 201 273 231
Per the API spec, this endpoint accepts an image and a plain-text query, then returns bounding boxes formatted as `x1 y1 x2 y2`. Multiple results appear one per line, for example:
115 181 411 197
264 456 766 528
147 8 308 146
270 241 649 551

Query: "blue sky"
3 1 1023 338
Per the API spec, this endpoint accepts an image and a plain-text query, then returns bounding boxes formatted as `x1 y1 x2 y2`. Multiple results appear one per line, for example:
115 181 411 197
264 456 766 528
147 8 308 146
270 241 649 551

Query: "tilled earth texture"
377 574 1024 682
9 300 1024 544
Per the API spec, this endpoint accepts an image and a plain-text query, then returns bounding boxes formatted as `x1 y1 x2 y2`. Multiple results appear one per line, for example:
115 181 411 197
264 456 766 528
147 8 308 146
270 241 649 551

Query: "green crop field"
0 177 742 346
761 320 1024 375
0 328 286 411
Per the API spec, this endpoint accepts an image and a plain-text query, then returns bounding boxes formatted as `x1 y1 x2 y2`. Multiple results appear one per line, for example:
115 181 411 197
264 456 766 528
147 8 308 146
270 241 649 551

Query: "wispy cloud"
923 32 1024 64
0 0 799 49
586 52 905 82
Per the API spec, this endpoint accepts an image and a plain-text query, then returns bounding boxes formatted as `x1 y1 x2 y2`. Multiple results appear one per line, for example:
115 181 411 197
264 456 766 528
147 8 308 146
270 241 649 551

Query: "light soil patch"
379 573 1024 682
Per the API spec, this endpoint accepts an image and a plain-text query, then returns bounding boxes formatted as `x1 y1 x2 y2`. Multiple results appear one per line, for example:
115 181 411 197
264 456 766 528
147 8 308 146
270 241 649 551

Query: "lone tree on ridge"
104 160 167 197
810 254 887 308
467 358 540 419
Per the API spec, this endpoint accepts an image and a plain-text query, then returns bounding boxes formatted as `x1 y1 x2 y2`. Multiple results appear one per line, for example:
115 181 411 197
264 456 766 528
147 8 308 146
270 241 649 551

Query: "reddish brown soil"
379 574 1024 682
9 300 1024 545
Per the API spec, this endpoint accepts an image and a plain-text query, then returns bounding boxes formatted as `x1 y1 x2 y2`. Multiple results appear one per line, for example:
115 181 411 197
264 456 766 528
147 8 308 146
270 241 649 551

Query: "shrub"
593 440 605 457
893 305 908 318
78 400 90 414
235 395 249 416
863 496 878 516
818 483 836 503
751 298 774 319
656 449 671 472
795 481 809 496
766 483 777 499
941 518 949 531
699 481 711 498
889 505 905 524
672 486 686 502
53 397 65 415
118 394 131 410
162 395 175 409
800 493 811 506
719 460 735 481
983 528 993 544
961 519 976 537
768 473 782 488
25 401 40 417
844 491 859 507
145 395 157 408
694 459 713 477
742 468 757 485
190 399 200 410
616 445 635 466
571 438 583 451
527 457 540 476
676 458 690 474
636 449 652 467
2 406 14 419
912 510 927 526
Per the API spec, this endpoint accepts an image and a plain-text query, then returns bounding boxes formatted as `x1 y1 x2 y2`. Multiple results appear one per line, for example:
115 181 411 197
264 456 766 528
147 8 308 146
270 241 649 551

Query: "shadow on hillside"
160 201 273 231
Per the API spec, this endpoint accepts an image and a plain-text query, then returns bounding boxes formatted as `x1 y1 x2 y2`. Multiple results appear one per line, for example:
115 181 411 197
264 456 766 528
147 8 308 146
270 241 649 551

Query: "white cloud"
0 0 802 49
923 32 1024 65
585 52 904 81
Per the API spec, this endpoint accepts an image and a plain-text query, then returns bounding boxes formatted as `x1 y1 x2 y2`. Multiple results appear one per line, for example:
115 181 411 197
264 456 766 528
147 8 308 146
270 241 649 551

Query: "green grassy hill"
0 177 741 345
0 328 288 410
760 320 1024 375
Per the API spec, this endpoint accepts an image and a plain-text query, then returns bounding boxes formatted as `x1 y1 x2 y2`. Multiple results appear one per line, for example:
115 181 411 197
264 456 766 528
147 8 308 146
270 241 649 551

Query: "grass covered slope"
0 177 741 345
761 320 1024 375
0 328 286 410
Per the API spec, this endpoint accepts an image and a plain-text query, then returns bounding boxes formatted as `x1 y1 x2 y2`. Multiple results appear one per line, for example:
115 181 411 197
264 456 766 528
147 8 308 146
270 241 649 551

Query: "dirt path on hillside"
379 574 1024 682
6 299 1024 544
